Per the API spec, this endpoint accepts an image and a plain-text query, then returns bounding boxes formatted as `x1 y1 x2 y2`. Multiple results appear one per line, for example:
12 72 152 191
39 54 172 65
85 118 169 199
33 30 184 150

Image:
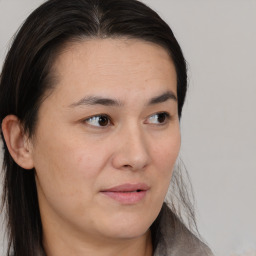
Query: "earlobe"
1 115 34 170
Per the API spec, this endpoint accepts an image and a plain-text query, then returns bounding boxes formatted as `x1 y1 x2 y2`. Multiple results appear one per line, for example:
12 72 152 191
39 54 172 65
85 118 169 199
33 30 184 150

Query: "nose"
111 125 150 171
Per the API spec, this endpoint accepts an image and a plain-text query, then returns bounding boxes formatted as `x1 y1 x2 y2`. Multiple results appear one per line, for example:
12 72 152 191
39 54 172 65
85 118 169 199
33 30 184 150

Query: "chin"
97 212 154 240
106 226 150 240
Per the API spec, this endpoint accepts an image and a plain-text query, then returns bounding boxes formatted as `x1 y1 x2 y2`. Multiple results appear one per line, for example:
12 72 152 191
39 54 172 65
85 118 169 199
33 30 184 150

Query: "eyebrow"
148 91 177 105
69 90 177 108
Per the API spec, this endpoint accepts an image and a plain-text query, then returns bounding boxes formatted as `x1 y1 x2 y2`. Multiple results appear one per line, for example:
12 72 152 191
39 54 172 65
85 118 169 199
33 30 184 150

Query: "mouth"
100 183 149 204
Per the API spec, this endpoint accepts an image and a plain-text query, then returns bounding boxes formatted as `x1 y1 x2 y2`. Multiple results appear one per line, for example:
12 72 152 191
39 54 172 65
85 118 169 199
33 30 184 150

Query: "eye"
84 114 111 127
147 112 171 125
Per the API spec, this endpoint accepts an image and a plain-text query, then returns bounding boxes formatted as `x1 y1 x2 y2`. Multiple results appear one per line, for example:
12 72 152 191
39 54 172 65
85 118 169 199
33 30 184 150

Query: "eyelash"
83 112 171 128
84 114 112 128
146 112 171 125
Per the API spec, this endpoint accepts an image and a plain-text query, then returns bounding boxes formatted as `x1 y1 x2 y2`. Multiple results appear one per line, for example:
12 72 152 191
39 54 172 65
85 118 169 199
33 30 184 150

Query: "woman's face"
31 39 180 243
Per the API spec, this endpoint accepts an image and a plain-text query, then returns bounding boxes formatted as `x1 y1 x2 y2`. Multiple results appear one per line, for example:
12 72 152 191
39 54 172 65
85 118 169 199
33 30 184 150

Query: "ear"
1 115 34 169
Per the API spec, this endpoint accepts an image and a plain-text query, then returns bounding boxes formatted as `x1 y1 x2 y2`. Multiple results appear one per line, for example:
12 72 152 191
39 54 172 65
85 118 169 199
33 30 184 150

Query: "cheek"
150 131 181 191
152 132 181 170
33 133 114 224
32 129 110 203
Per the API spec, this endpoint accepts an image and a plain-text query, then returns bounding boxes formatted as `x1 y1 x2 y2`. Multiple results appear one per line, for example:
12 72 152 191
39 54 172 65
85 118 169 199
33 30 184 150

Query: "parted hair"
0 0 195 255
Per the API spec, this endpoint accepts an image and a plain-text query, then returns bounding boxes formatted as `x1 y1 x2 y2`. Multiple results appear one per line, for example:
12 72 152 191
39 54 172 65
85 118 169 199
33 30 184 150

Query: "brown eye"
98 116 109 126
157 113 167 123
85 115 111 127
147 112 170 124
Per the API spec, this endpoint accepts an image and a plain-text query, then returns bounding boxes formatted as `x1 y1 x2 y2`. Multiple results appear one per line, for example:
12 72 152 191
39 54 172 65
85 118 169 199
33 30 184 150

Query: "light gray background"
0 1 256 256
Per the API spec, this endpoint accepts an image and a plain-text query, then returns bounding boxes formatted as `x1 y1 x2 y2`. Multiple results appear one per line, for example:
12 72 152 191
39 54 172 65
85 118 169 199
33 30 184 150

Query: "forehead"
49 38 177 103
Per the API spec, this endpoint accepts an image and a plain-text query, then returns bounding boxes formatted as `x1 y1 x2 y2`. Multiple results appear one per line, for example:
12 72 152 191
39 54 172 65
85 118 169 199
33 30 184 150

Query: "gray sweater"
153 203 214 256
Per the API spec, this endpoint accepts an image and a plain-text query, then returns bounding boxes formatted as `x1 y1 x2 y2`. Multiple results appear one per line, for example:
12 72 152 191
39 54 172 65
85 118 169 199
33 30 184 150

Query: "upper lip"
101 183 150 192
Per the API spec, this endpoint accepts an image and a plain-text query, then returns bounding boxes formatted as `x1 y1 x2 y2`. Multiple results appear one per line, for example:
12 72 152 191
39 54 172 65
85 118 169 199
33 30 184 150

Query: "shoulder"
154 203 214 256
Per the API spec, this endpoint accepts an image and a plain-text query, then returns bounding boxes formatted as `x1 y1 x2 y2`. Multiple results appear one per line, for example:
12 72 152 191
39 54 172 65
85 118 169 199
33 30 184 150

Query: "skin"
2 38 180 256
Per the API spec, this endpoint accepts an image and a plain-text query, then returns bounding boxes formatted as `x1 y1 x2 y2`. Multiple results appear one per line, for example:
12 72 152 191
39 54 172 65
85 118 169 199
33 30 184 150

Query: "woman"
0 0 213 255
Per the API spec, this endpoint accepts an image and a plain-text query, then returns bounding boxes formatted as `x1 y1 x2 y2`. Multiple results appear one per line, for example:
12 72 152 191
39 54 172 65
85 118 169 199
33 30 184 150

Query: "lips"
101 183 149 204
102 183 150 192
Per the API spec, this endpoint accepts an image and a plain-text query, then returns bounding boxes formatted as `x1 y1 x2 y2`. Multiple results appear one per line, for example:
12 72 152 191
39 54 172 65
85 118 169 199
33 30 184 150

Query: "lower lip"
101 190 147 204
